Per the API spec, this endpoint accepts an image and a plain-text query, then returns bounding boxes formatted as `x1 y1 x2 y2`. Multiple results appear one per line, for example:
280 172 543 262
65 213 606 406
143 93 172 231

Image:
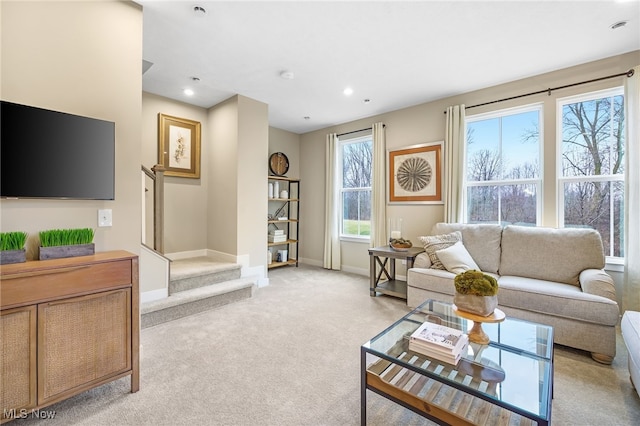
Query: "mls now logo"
3 408 56 420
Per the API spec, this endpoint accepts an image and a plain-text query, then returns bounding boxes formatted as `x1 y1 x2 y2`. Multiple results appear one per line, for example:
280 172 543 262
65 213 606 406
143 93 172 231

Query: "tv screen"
1 101 115 200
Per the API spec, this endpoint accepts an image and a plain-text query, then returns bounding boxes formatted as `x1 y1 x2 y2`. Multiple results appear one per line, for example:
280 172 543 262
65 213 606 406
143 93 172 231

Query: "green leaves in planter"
454 270 498 296
0 231 28 251
39 228 94 247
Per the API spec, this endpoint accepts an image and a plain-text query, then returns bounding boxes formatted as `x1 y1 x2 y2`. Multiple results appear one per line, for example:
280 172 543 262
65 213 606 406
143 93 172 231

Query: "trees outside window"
558 88 625 258
340 135 372 238
465 105 542 226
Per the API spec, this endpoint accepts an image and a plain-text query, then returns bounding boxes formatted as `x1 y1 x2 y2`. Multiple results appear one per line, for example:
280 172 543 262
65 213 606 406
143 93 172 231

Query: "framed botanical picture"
388 141 443 204
158 113 201 178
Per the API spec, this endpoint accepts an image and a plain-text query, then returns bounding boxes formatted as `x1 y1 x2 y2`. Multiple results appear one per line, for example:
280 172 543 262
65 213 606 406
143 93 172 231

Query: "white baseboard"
341 264 369 277
141 288 168 304
299 257 322 267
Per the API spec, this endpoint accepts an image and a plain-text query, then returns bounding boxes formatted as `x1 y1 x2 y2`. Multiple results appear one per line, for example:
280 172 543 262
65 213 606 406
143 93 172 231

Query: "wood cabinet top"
0 250 137 277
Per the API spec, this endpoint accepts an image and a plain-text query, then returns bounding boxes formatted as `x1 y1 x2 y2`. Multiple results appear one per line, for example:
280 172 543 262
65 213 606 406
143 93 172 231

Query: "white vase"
454 293 498 317
273 181 280 198
268 183 274 198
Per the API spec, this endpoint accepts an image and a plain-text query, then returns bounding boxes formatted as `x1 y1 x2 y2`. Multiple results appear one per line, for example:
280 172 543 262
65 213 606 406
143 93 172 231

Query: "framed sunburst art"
388 141 443 204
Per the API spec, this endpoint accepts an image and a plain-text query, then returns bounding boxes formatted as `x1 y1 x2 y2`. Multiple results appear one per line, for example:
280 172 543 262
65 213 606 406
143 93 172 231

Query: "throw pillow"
419 231 462 270
435 241 480 274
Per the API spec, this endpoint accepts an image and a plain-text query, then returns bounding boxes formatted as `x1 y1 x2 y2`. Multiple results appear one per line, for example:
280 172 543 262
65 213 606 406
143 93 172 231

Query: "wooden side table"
368 246 425 299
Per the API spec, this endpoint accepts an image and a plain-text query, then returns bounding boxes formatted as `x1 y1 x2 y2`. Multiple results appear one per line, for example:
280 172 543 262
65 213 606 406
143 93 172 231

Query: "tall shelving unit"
268 176 299 269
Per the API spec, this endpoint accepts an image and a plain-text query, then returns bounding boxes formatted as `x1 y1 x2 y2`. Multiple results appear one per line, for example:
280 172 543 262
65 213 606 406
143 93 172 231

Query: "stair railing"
141 164 165 254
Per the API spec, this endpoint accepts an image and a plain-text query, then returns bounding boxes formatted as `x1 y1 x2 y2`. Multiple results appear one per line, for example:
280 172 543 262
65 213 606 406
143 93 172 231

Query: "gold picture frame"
388 141 443 204
158 113 201 178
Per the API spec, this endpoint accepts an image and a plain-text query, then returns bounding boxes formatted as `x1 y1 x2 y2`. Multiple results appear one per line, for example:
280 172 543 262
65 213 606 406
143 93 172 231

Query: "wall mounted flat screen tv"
1 101 115 200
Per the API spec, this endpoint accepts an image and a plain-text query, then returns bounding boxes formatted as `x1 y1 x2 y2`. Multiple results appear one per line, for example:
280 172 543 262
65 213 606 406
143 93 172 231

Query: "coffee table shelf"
361 299 553 425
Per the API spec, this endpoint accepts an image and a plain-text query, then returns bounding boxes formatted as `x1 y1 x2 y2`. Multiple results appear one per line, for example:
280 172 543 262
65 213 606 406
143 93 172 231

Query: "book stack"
268 229 287 243
408 321 469 365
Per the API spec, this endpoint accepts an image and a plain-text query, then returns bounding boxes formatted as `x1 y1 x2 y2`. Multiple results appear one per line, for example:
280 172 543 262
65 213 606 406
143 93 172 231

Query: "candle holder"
389 218 403 241
389 218 412 251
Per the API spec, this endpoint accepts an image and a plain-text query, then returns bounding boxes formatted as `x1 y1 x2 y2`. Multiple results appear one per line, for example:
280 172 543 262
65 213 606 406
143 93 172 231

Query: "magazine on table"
410 321 467 353
409 338 468 365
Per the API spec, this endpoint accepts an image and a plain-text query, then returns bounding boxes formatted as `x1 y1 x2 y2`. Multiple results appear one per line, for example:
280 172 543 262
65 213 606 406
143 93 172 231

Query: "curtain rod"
337 124 385 137
444 68 635 114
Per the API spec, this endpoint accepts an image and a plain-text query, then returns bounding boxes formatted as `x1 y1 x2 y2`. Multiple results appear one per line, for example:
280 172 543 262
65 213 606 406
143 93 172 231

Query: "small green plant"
39 228 94 248
0 231 28 251
454 270 499 296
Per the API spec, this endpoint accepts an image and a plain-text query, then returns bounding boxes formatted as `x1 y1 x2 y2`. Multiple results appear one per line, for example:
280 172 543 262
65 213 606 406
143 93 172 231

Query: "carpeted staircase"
141 256 256 328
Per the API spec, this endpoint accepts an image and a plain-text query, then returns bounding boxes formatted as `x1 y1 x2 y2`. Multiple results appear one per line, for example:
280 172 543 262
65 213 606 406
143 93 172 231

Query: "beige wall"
206 95 269 272
142 93 209 253
0 1 143 258
208 97 240 255
300 51 640 274
237 96 269 268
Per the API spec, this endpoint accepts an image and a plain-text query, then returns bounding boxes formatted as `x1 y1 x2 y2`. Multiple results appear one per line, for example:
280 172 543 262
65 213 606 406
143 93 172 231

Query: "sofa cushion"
436 241 479 274
497 275 619 326
408 267 499 295
407 268 457 294
419 231 462 270
413 252 431 269
499 225 605 286
431 223 502 274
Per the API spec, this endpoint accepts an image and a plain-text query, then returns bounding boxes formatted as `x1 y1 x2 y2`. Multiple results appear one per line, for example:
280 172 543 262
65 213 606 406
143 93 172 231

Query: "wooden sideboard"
0 250 139 423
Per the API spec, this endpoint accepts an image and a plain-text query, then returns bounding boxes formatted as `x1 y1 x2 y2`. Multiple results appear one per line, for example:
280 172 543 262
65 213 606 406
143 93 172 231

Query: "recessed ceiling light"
280 71 295 80
190 76 200 82
363 99 371 104
193 6 207 16
610 20 628 30
343 87 354 96
303 116 310 120
184 89 194 96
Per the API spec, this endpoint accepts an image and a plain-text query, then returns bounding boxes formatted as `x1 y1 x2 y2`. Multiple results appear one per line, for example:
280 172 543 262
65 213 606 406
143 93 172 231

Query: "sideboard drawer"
1 259 133 309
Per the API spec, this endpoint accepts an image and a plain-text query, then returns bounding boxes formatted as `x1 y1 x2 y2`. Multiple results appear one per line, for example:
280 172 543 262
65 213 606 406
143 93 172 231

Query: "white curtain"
323 133 341 270
624 66 640 312
371 122 387 248
444 105 466 223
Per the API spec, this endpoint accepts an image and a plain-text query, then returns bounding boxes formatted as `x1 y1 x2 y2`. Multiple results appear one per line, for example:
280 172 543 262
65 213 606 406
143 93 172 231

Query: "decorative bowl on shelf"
389 238 412 251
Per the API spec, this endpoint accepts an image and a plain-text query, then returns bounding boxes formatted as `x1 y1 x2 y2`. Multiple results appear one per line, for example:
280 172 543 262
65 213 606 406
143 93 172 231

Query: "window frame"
463 103 544 226
338 133 373 241
556 86 625 260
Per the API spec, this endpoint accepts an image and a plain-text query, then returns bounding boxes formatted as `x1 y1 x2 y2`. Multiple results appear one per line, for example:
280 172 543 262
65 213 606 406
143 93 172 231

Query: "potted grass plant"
39 228 95 260
0 231 28 265
453 270 499 317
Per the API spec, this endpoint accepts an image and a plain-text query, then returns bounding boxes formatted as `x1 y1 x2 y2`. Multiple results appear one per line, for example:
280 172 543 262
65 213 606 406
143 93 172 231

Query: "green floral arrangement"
0 231 28 251
39 228 94 247
454 270 498 296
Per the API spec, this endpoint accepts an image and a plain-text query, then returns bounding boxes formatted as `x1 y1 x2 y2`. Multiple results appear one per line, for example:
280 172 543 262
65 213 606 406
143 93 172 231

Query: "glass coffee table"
361 299 553 425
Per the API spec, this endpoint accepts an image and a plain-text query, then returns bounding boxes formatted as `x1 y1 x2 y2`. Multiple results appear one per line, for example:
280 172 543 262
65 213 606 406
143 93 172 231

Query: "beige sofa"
407 223 620 363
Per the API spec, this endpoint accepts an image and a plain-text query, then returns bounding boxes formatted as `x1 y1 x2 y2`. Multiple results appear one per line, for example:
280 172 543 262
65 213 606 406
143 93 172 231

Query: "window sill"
340 236 370 244
605 257 624 273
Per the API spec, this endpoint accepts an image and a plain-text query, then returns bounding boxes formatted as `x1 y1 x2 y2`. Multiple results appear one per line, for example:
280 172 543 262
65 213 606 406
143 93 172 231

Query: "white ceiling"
139 1 640 134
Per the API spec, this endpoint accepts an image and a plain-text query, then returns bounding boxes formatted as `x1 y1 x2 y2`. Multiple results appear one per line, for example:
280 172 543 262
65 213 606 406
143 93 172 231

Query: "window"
464 105 542 226
339 135 372 238
558 88 625 258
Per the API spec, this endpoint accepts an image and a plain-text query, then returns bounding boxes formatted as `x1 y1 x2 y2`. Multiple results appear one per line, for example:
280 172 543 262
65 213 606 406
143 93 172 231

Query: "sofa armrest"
413 252 432 269
580 269 617 302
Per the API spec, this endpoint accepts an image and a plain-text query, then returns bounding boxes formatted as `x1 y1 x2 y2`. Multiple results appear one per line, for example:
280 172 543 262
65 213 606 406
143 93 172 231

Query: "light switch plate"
98 209 112 227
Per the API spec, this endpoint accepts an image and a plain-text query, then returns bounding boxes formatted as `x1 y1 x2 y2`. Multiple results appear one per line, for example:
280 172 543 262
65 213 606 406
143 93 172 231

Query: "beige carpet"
12 264 640 425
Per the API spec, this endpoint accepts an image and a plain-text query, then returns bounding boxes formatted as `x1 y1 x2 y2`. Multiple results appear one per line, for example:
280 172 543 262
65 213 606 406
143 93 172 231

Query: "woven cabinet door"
1 306 37 417
37 289 131 404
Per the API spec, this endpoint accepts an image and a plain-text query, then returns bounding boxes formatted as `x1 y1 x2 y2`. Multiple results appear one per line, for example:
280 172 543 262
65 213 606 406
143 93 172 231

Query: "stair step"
169 257 241 293
141 277 256 329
